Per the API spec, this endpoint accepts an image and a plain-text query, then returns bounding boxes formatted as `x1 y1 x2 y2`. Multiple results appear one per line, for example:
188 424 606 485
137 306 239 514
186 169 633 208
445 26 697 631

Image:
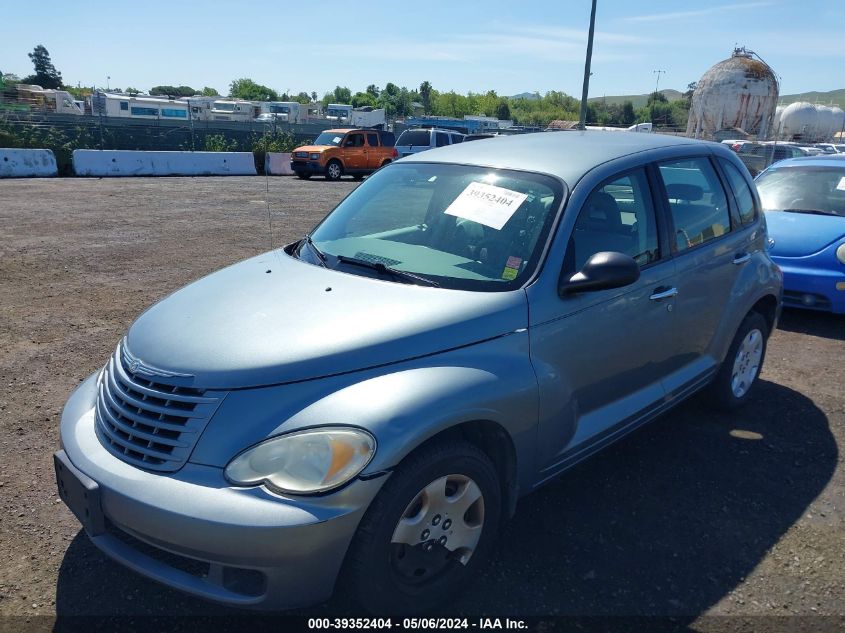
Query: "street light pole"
653 69 665 97
578 0 598 130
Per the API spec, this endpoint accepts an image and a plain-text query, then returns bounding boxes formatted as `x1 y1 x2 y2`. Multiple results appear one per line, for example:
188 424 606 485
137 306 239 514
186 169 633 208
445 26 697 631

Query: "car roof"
323 128 355 134
764 155 845 169
398 130 712 184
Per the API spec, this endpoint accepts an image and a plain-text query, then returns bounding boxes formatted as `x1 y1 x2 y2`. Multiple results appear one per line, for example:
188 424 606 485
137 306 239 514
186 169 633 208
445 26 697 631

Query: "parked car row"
56 131 785 614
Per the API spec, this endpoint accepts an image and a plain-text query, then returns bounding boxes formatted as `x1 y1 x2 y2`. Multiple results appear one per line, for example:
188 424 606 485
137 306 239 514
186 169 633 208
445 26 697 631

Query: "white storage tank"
686 47 779 140
817 105 835 141
778 101 820 141
831 106 845 139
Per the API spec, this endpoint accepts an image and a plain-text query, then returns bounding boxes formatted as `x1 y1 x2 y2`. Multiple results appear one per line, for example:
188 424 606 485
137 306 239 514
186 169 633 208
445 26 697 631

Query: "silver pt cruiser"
55 131 782 613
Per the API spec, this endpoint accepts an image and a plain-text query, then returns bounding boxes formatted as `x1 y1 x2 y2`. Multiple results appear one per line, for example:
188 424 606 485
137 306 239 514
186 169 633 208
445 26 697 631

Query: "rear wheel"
708 311 768 410
345 441 501 614
325 160 343 181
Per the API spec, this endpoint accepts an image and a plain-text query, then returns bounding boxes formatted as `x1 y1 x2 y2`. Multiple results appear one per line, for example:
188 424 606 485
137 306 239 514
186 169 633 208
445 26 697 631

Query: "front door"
529 168 678 480
342 132 367 171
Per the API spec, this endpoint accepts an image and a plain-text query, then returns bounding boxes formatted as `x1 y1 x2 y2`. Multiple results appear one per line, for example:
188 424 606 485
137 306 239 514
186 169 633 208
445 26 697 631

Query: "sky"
1 0 842 99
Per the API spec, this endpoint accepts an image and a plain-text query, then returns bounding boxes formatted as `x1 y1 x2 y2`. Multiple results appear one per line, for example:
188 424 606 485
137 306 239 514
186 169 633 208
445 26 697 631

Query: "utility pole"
578 0 598 130
653 69 665 98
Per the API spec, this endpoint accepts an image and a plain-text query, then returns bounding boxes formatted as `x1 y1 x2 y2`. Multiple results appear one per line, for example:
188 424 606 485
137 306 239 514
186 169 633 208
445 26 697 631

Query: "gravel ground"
0 176 843 631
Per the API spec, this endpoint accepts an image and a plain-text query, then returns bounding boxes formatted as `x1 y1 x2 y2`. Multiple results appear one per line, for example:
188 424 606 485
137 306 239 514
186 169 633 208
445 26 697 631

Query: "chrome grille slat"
96 392 190 449
112 354 216 404
94 344 225 472
107 360 207 419
100 383 198 434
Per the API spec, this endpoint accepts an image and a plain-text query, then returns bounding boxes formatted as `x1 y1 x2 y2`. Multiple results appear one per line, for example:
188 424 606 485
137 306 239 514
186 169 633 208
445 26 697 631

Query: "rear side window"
720 160 757 225
567 169 660 272
435 132 450 147
451 134 463 144
396 130 431 146
366 133 379 147
658 158 731 252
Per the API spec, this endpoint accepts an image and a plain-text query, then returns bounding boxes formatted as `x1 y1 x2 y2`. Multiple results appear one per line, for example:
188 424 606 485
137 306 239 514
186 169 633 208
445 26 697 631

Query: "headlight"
837 243 845 265
225 428 376 494
310 153 320 160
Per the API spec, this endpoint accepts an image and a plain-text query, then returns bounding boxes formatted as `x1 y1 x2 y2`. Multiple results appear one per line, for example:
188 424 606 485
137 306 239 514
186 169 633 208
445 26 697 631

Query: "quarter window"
435 132 450 147
568 169 660 272
720 160 757 225
658 158 731 251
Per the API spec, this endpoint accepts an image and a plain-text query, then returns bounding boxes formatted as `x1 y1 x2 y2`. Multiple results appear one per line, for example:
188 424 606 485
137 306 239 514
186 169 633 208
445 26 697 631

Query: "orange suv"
291 128 397 181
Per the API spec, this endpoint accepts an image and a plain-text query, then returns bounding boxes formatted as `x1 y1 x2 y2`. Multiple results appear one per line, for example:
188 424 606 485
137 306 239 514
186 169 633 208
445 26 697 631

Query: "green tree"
310 91 318 102
621 101 635 125
495 100 511 121
23 45 62 89
332 86 352 103
419 81 433 114
123 86 141 94
229 78 278 101
202 86 220 96
150 85 197 97
366 84 380 98
295 91 311 104
351 91 377 108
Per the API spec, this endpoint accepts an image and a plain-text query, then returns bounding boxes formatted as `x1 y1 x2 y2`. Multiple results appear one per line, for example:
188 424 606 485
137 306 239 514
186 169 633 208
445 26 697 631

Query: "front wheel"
707 311 769 410
325 160 343 181
344 441 501 614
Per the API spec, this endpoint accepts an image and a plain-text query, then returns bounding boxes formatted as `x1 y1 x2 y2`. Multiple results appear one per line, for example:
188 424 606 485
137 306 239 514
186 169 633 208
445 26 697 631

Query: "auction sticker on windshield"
444 182 528 230
837 176 845 191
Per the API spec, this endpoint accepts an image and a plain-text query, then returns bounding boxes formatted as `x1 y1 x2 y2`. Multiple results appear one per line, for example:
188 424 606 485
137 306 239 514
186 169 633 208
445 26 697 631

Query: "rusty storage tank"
687 47 779 140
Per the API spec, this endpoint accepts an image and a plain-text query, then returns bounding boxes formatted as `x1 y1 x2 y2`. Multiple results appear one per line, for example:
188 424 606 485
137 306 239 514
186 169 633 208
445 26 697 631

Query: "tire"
295 171 311 180
325 160 343 181
707 311 769 410
344 441 502 614
381 160 392 168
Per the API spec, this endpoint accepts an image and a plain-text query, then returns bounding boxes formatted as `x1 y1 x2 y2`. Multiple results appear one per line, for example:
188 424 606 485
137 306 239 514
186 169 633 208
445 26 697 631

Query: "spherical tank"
687 48 779 139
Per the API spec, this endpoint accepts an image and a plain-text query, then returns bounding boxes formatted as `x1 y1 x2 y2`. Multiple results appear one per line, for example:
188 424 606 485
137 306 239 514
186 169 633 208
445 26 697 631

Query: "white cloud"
623 2 774 23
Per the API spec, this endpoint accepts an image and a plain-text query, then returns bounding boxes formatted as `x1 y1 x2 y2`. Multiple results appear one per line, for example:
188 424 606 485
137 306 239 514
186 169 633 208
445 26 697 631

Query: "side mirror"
559 251 640 295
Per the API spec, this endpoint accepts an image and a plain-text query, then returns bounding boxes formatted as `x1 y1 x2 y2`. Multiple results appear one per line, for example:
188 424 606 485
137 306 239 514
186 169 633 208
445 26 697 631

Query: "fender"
188 331 540 492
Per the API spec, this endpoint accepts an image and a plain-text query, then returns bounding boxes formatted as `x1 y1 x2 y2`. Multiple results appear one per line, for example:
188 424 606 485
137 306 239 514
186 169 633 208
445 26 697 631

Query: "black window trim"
651 153 735 258
564 165 668 275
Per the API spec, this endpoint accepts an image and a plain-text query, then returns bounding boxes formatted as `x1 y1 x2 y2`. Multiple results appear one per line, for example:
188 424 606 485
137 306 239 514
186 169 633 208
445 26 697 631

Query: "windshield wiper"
300 235 328 267
782 208 840 217
335 255 439 287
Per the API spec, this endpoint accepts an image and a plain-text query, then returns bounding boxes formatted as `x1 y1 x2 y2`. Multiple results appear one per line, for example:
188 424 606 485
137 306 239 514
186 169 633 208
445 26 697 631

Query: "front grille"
95 344 224 472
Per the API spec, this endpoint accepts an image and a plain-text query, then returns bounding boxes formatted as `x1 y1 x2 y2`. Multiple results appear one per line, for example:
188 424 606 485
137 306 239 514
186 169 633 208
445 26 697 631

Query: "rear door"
654 155 750 396
365 132 382 170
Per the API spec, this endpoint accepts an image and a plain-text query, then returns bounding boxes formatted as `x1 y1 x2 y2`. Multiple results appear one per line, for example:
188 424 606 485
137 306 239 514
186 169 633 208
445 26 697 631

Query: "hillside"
779 89 845 109
587 89 684 108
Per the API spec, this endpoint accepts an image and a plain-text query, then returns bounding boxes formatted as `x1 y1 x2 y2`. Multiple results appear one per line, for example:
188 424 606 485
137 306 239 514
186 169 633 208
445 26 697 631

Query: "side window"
435 132 450 147
658 157 731 251
366 133 379 147
567 169 660 272
120 102 129 111
344 134 364 147
451 134 463 144
720 160 757 225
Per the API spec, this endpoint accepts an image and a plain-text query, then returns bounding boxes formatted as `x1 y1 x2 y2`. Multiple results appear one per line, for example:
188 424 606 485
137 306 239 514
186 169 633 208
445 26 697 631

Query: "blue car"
756 156 845 313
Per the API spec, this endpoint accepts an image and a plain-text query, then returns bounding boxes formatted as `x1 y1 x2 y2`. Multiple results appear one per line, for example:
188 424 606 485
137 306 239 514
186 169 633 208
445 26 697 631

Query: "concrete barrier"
265 152 294 176
0 149 58 177
72 150 257 176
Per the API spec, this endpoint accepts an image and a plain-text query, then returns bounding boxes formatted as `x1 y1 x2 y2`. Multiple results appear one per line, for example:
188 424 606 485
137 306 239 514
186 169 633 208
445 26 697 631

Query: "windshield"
756 166 845 217
303 163 564 291
313 132 345 146
213 102 236 112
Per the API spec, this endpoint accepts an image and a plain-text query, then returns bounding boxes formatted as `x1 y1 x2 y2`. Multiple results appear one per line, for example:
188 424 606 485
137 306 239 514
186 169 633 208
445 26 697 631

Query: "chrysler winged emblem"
120 339 193 379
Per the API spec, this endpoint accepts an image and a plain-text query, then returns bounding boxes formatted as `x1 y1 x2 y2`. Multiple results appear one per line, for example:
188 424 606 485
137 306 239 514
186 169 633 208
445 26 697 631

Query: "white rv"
179 96 218 121
260 101 303 123
97 93 189 120
325 103 352 122
209 99 261 122
351 107 386 129
13 84 84 115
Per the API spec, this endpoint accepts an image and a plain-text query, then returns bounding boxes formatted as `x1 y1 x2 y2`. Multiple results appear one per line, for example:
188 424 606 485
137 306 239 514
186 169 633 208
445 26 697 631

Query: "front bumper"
290 160 325 175
57 373 387 609
773 257 845 314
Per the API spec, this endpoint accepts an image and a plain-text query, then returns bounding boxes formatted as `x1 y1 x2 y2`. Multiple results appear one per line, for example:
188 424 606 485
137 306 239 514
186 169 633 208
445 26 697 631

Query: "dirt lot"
0 176 843 630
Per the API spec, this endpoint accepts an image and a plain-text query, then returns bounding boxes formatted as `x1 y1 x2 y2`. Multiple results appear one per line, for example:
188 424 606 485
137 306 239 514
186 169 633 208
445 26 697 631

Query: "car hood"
294 145 335 154
765 211 845 257
125 251 527 389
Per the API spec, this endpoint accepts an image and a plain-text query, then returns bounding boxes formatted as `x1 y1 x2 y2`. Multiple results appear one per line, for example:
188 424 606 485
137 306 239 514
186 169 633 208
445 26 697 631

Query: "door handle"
733 253 751 265
649 287 678 301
